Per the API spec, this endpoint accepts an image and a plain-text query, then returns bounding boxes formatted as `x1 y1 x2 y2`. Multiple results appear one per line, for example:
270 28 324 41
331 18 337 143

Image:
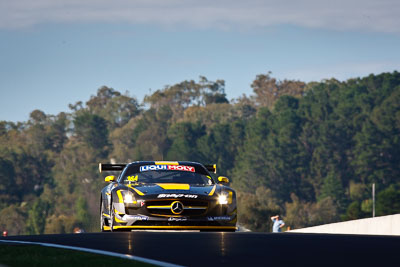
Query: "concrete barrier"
289 214 400 236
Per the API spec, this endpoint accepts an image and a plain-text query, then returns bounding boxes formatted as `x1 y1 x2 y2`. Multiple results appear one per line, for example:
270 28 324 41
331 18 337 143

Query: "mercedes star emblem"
171 201 184 214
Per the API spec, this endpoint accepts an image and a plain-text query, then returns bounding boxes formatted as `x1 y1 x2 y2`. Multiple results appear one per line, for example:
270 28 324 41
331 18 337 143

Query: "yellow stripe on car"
147 205 171 209
114 209 124 215
147 205 207 209
116 190 123 203
114 215 126 223
155 161 179 165
208 185 216 196
128 186 145 196
157 183 190 190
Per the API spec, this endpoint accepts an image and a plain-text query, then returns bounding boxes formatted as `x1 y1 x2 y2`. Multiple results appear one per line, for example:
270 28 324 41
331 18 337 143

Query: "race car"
99 161 237 231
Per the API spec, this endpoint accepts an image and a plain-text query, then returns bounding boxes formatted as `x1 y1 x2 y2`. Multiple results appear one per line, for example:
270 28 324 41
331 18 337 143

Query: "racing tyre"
100 202 108 232
110 202 116 232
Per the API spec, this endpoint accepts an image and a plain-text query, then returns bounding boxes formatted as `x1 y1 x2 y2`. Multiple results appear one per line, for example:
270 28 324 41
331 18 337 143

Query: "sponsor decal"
167 165 195 172
168 217 188 222
140 165 195 172
157 194 198 199
128 215 149 221
140 165 167 172
207 216 231 221
127 175 138 182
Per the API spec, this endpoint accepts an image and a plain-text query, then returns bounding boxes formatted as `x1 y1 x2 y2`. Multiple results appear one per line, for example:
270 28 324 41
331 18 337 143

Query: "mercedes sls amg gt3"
99 161 237 231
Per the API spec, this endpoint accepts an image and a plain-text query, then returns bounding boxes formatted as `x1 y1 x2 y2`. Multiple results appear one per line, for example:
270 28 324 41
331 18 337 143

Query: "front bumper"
104 225 237 231
108 208 237 231
107 194 237 231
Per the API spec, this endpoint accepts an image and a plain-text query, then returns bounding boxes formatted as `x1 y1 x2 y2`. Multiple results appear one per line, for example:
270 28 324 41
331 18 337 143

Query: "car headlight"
218 194 228 205
218 191 233 205
121 190 135 204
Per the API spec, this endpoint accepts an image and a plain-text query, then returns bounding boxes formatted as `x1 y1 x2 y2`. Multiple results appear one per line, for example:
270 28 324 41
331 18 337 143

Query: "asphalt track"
2 232 400 267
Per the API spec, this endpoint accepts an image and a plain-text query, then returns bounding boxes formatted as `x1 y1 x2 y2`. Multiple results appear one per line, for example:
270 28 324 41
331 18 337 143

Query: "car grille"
145 199 209 216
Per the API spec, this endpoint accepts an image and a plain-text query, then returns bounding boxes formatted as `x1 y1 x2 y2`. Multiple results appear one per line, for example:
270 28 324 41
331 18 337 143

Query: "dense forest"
1 72 399 234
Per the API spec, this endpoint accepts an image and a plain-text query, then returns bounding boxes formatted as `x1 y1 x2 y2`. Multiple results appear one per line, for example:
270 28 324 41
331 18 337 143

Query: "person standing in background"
271 215 285 232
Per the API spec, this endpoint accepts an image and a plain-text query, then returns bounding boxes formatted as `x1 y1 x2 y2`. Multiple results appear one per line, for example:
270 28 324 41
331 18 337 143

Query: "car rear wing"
204 164 217 174
98 163 127 173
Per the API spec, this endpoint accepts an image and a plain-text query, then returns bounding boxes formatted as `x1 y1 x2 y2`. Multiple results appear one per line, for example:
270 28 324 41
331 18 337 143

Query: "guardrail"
288 214 400 236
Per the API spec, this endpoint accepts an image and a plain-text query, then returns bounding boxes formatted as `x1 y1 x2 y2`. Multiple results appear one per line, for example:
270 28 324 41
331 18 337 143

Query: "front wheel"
100 202 108 232
109 202 116 232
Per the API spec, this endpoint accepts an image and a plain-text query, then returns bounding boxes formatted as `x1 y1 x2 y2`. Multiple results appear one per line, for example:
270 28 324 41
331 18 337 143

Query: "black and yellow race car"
99 161 237 231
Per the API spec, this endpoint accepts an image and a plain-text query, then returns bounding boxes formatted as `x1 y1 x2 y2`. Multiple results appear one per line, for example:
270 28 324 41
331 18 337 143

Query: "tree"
75 196 90 228
376 185 400 216
344 201 365 221
285 194 338 229
47 112 68 153
318 172 347 213
0 158 16 206
26 198 50 235
0 205 27 235
237 187 280 232
251 72 306 108
144 77 227 121
199 76 228 105
167 122 205 161
86 86 140 129
73 112 109 152
230 107 273 192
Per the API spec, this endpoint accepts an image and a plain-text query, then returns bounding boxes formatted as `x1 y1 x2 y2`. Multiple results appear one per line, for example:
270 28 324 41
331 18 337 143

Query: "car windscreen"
121 164 214 185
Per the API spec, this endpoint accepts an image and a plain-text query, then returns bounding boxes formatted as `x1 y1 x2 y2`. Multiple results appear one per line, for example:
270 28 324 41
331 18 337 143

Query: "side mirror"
218 176 229 184
105 175 115 182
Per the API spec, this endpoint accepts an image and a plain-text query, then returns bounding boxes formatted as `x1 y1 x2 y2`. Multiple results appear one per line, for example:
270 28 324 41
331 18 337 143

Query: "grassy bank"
0 244 154 267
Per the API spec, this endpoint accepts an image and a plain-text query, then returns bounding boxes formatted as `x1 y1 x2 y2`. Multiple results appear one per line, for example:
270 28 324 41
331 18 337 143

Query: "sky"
1 0 400 122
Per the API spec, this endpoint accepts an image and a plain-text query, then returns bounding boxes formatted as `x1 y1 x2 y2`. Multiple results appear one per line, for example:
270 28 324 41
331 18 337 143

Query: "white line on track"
0 239 183 267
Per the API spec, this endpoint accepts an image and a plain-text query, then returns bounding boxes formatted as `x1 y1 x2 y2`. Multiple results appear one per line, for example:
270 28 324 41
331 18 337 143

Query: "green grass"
0 244 155 267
